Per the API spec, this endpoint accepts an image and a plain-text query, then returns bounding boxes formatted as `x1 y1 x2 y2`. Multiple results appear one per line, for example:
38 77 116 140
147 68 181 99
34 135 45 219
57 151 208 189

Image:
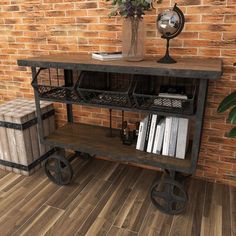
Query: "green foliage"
107 0 162 18
217 63 236 138
217 91 236 113
228 107 236 124
228 127 236 138
217 91 236 138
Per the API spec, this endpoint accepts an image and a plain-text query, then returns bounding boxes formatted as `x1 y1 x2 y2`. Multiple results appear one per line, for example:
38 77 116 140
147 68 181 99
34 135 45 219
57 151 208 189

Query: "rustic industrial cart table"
18 54 222 214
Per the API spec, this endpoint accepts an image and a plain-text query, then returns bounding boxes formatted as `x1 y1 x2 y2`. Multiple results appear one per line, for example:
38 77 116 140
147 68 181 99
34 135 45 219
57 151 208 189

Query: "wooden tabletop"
17 53 222 80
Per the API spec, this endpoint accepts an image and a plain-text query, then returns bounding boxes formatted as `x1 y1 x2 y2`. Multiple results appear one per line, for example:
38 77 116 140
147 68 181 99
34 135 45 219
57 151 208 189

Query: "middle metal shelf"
32 68 198 119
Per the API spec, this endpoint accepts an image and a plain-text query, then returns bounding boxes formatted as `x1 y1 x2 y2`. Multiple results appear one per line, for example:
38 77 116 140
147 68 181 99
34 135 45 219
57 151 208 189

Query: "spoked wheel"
151 178 188 215
44 154 73 185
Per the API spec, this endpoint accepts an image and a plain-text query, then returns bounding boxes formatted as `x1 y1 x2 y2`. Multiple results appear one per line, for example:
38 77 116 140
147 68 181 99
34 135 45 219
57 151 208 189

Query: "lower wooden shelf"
43 122 192 173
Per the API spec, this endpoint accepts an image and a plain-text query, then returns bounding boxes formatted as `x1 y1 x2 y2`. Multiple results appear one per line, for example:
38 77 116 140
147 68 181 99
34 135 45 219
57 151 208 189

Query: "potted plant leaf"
217 63 236 137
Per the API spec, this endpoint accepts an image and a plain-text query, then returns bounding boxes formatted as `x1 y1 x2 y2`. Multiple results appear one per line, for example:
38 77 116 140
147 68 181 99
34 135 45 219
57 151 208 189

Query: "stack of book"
92 52 122 61
136 114 189 159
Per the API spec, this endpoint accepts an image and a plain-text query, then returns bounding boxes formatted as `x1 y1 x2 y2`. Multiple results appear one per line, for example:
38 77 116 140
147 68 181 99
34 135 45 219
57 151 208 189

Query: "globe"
157 10 181 38
156 3 185 64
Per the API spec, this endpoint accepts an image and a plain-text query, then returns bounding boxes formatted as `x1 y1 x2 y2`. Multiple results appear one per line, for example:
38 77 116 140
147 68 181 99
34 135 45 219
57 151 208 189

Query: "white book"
152 119 165 155
168 117 179 157
147 114 158 153
136 117 148 151
162 117 173 156
92 52 122 61
176 118 189 159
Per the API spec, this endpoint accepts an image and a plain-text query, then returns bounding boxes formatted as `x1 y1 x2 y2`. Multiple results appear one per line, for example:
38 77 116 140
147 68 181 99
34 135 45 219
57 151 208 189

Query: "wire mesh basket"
32 68 82 103
76 71 135 108
133 75 198 115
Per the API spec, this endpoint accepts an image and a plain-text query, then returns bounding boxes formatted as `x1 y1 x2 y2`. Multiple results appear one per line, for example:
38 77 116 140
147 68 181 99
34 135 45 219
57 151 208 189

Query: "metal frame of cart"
18 54 222 215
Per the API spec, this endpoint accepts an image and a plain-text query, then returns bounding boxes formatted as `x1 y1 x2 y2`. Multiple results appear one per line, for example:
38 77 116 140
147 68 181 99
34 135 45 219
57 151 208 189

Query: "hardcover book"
152 119 165 155
147 114 158 153
162 117 173 156
136 116 148 151
168 117 179 157
176 118 189 159
143 114 152 151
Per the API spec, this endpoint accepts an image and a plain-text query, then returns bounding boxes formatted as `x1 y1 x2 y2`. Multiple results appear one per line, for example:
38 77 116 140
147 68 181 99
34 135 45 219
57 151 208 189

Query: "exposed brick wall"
0 0 236 186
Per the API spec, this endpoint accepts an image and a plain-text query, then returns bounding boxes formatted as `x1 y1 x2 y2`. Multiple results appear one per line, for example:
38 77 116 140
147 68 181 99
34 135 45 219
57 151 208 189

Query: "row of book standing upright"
136 114 189 159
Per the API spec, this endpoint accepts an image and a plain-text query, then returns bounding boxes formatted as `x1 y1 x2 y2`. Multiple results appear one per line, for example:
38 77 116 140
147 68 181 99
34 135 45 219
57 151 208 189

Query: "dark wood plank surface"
43 122 192 174
17 53 222 79
0 160 234 235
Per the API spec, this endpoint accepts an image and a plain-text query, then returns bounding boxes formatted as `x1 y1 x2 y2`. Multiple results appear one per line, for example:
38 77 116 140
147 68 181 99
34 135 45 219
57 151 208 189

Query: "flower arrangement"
107 0 160 18
106 0 161 61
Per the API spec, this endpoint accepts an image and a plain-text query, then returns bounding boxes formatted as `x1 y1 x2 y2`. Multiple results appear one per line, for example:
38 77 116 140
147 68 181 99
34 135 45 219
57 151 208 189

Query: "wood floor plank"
94 161 119 181
0 180 60 235
201 182 224 236
169 178 205 236
1 175 25 192
118 170 157 232
0 171 48 221
221 185 231 236
45 165 129 235
84 188 132 236
76 167 142 235
84 217 113 236
190 179 206 236
46 174 94 210
73 159 108 184
0 159 233 236
13 205 64 236
159 213 174 236
0 186 27 219
108 226 137 236
0 173 21 192
46 159 110 210
0 169 9 178
230 186 236 236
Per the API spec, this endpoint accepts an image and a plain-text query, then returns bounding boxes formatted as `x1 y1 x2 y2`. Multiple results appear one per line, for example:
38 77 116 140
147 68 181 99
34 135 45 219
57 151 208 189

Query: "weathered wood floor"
0 158 235 236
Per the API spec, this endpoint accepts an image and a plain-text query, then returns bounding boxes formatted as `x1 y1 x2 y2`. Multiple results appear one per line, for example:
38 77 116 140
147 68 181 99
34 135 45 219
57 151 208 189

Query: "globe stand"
156 3 185 64
157 38 176 64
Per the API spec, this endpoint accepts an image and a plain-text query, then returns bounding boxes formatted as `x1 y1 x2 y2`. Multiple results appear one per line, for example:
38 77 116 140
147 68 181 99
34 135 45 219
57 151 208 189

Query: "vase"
122 17 145 62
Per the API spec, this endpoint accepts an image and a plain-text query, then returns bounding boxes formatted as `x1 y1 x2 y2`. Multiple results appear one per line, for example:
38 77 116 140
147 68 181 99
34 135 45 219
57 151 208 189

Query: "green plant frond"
217 91 236 113
228 127 236 138
228 107 236 124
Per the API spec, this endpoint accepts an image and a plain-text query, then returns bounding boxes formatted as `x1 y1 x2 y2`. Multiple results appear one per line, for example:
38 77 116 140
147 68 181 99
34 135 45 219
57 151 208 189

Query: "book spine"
147 115 157 153
136 121 144 150
156 121 165 155
152 124 161 154
176 118 189 159
162 117 172 156
136 117 148 151
168 117 179 157
143 114 152 151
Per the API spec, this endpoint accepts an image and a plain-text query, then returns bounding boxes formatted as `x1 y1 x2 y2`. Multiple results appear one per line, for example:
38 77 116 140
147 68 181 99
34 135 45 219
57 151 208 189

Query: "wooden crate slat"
0 99 55 175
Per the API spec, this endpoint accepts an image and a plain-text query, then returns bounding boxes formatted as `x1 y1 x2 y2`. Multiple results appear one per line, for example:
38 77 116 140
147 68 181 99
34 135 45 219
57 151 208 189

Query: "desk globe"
157 3 185 64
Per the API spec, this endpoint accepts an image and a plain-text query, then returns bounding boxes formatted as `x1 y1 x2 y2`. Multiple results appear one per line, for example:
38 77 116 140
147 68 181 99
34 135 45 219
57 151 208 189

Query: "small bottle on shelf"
121 121 132 145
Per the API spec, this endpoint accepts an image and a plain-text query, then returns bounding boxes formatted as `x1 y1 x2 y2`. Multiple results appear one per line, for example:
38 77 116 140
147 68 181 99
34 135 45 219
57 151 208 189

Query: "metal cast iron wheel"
150 178 188 215
44 155 73 185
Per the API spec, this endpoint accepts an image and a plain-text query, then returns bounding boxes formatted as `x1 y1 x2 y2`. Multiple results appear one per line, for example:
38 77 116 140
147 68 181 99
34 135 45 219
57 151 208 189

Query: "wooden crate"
0 99 55 175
